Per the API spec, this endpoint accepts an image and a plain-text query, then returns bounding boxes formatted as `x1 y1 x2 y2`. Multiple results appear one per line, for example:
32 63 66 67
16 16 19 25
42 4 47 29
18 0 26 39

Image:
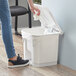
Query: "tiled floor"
0 34 76 76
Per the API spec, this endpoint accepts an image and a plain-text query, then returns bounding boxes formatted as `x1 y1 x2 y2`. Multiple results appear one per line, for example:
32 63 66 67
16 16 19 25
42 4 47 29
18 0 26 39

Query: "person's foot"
8 54 29 68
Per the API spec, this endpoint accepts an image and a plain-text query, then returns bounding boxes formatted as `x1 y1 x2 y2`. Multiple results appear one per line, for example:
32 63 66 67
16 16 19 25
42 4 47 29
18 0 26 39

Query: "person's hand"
30 6 40 16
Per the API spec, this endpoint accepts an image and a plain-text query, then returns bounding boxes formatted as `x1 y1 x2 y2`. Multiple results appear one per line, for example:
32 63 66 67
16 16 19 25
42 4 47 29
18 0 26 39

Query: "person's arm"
27 0 40 16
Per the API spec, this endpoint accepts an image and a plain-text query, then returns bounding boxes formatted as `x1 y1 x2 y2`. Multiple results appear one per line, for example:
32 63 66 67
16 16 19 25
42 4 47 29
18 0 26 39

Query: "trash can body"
21 27 60 67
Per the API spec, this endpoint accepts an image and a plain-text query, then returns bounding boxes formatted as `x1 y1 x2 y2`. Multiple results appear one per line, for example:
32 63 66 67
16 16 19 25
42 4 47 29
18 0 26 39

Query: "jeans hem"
8 54 16 59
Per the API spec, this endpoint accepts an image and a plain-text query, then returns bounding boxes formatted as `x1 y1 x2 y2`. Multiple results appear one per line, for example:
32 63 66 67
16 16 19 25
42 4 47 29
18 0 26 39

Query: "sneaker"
8 54 29 68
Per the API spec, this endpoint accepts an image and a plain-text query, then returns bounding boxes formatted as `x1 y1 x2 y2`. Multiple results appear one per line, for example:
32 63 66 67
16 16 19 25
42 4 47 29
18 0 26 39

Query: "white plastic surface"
21 27 59 67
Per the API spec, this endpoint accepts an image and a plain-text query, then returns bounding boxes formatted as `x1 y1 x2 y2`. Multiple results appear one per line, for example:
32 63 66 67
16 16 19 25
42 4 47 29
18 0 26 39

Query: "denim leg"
0 0 16 58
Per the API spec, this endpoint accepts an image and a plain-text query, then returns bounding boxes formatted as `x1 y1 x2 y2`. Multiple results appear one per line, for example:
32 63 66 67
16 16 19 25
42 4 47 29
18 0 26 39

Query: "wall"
42 0 76 70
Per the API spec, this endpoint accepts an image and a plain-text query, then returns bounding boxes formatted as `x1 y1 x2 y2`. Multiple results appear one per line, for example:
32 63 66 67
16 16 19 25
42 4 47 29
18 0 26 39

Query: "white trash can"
21 27 62 67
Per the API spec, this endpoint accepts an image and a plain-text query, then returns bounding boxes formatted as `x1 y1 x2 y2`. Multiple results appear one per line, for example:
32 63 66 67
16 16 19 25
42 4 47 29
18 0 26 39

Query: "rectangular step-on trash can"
21 26 62 67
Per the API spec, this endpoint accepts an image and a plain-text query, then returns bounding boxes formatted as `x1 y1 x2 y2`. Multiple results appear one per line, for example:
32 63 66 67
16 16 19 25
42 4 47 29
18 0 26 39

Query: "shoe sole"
8 62 29 68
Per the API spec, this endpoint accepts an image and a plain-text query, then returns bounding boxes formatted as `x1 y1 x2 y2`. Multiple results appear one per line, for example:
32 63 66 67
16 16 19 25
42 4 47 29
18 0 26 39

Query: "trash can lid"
21 27 63 39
